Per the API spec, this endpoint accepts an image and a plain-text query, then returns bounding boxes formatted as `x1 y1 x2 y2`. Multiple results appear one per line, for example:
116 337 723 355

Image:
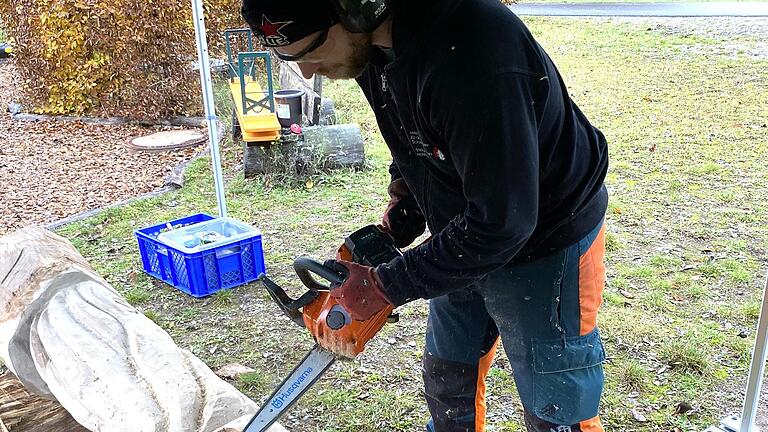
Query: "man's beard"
318 32 373 79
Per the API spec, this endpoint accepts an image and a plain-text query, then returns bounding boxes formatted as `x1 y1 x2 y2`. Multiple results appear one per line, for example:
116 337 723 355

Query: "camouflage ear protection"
242 0 389 47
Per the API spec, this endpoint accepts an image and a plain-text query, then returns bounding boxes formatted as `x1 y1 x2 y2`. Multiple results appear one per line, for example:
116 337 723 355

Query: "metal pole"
312 75 323 126
191 0 228 218
741 270 768 431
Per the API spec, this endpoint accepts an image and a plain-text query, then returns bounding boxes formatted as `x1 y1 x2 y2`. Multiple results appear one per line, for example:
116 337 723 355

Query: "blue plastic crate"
134 213 266 297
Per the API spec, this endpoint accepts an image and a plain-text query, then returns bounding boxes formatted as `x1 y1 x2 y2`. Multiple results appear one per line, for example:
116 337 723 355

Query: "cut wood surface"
0 372 90 432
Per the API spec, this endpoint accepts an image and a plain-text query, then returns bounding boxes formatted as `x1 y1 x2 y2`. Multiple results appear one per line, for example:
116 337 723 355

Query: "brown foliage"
0 0 243 119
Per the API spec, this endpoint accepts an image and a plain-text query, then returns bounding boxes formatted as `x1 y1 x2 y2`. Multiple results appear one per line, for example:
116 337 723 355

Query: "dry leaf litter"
0 60 204 236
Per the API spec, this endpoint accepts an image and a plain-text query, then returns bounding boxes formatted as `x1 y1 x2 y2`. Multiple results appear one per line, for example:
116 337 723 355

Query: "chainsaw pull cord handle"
294 254 401 326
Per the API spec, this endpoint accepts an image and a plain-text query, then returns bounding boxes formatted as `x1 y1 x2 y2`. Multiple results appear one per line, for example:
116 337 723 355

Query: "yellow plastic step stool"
230 77 281 143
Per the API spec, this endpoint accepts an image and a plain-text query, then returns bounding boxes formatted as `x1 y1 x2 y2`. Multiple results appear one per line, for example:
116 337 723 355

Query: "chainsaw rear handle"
293 256 345 291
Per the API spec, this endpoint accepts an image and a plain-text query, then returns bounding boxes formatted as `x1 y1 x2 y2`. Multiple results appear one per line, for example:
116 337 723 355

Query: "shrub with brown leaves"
0 0 244 119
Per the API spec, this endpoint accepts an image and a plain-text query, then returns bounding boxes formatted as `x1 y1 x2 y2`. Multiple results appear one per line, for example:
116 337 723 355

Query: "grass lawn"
54 17 767 431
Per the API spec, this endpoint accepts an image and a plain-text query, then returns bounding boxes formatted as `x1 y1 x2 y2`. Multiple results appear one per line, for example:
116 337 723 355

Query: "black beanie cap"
242 0 339 47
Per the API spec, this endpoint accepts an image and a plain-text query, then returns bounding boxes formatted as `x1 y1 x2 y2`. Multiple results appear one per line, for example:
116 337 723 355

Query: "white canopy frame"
191 0 228 218
739 272 768 431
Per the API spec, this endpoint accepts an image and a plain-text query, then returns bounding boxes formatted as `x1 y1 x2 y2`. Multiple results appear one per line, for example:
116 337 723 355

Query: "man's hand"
381 178 426 248
324 260 393 321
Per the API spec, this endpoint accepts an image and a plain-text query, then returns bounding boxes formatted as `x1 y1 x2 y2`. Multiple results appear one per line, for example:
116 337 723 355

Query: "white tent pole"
191 0 228 218
741 270 768 432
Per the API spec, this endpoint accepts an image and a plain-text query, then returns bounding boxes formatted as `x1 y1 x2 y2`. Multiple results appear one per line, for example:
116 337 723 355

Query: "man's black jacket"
357 0 609 306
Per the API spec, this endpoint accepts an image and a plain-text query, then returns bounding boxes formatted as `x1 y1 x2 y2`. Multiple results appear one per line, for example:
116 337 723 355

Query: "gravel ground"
0 60 204 236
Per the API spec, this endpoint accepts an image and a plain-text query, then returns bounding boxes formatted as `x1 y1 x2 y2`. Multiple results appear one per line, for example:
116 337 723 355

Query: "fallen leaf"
673 402 694 415
216 363 256 379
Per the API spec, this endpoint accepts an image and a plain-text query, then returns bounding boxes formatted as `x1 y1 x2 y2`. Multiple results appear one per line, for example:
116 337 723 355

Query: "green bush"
0 0 243 119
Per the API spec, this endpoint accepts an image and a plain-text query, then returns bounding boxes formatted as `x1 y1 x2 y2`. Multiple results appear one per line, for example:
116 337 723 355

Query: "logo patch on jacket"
432 147 446 161
408 131 432 158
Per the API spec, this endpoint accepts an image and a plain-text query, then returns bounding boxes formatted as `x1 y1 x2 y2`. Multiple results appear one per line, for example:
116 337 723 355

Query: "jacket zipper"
422 174 433 230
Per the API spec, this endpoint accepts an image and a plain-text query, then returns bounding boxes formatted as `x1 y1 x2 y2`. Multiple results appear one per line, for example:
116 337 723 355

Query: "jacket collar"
371 0 465 70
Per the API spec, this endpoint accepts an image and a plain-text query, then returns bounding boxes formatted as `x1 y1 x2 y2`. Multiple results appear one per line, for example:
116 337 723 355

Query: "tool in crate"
243 225 401 432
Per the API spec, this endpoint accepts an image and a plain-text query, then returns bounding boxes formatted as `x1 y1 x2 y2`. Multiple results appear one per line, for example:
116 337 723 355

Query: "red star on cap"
260 16 292 39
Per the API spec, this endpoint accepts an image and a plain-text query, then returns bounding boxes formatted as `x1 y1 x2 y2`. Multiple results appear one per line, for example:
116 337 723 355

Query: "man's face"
274 24 373 80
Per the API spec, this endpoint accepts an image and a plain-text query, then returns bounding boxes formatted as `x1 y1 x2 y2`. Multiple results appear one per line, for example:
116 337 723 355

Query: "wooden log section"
244 124 365 178
0 371 90 432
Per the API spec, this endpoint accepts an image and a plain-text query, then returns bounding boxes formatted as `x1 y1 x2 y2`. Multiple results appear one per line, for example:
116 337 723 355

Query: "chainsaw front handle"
259 257 346 328
260 275 317 327
293 256 345 291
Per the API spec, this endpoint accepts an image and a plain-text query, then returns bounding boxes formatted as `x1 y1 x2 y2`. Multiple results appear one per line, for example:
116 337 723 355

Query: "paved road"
509 2 768 17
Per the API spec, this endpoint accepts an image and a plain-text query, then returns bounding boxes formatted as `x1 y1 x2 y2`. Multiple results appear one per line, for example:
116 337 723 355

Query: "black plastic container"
0 44 11 59
274 89 305 128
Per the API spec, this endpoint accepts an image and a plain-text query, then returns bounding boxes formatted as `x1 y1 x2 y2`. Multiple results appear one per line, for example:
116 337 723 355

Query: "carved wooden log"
0 227 286 432
243 124 365 178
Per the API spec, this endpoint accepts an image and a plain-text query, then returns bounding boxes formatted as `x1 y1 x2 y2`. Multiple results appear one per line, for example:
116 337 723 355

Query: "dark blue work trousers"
424 222 607 432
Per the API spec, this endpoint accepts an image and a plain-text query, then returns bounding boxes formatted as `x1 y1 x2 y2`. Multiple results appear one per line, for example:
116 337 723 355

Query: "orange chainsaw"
243 225 401 432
